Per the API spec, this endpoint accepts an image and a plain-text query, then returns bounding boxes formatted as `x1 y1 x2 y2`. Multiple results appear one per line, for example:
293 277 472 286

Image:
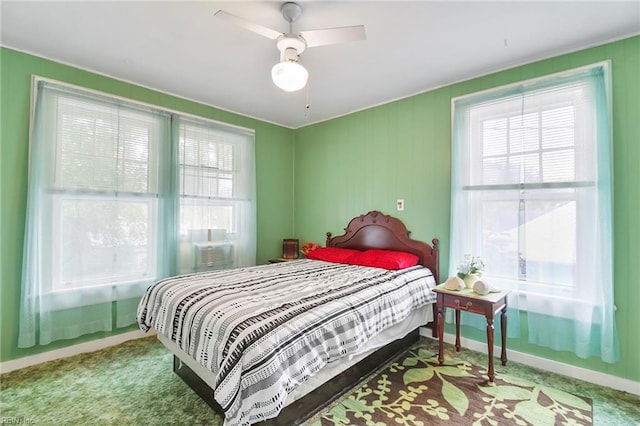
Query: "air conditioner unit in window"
189 228 234 271
194 242 234 270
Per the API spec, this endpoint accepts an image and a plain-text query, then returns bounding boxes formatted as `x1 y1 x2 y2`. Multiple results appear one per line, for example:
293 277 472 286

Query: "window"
468 87 591 296
177 117 255 272
49 94 163 291
19 78 255 348
450 63 618 362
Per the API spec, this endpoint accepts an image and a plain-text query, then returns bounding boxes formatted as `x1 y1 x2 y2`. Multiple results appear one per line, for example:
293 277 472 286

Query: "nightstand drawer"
442 296 486 315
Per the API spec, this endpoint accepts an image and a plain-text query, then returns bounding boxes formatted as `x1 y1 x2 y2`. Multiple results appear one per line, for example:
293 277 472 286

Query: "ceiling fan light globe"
272 61 308 92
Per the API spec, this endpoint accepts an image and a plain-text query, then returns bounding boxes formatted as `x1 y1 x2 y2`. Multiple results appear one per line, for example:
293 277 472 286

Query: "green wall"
0 48 295 362
2 36 639 384
293 36 640 382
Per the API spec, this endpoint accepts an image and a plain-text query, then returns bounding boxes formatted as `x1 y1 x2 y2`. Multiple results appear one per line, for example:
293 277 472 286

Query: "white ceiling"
2 1 639 129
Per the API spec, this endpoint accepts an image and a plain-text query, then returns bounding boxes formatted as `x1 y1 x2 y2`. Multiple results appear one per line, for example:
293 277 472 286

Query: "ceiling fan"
215 2 366 92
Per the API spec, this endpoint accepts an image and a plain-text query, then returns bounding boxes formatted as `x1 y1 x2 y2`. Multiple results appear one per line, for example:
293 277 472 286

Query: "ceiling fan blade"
214 10 283 40
301 25 366 48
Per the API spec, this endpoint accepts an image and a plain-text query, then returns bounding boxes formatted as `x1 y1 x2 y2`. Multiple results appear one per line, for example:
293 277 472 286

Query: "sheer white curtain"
19 79 172 346
19 79 255 348
449 63 619 362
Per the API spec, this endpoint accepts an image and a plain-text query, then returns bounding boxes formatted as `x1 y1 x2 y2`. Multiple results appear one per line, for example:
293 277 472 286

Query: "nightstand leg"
486 316 495 382
501 306 508 366
455 309 461 352
437 298 444 365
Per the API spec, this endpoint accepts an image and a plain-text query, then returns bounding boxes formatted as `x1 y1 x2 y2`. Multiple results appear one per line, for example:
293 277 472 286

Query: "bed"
137 210 439 425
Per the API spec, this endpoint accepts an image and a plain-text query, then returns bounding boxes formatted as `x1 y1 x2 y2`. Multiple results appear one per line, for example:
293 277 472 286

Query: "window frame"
50 192 159 292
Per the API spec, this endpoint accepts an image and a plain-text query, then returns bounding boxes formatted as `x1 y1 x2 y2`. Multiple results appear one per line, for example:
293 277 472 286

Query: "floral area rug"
310 345 593 426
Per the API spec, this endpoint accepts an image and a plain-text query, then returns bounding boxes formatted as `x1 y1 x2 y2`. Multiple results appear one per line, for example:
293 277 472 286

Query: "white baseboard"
419 327 640 396
0 330 156 374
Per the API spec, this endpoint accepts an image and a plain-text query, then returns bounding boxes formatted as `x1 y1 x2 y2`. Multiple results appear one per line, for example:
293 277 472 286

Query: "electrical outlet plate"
396 199 404 211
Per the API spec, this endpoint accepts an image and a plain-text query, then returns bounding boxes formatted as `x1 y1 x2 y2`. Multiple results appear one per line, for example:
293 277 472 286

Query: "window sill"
483 277 608 319
44 278 154 310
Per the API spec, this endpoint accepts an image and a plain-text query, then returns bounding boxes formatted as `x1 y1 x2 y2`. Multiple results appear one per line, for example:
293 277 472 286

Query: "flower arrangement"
457 254 485 279
301 242 320 256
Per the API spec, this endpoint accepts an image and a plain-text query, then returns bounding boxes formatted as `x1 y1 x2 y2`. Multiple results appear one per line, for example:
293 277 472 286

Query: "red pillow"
350 249 419 270
306 247 361 264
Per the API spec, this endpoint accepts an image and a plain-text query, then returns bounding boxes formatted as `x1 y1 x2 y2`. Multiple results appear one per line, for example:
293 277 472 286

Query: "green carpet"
1 336 638 425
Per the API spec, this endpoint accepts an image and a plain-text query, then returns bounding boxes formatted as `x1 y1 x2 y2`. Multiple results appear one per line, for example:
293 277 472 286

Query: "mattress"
158 303 433 405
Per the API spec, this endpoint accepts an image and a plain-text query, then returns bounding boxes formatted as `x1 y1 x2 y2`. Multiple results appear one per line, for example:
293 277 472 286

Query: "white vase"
464 273 479 289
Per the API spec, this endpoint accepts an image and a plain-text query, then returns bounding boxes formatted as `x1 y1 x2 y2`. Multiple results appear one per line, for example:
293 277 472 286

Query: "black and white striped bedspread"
137 259 436 425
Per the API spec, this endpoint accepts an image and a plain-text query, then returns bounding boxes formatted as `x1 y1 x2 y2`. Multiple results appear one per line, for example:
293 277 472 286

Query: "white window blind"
55 97 157 193
180 124 234 198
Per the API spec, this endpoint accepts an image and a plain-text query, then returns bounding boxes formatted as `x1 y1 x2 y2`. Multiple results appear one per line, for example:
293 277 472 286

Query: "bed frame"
172 210 439 425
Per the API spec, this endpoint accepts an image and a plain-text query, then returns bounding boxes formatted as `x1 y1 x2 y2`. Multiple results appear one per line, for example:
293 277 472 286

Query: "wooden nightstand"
432 284 510 382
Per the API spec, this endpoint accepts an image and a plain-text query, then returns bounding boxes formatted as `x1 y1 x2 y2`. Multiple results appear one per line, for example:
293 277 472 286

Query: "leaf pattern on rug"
313 346 593 426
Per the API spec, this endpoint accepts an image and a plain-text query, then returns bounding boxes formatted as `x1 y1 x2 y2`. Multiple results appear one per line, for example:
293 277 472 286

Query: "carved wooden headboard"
325 210 439 282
